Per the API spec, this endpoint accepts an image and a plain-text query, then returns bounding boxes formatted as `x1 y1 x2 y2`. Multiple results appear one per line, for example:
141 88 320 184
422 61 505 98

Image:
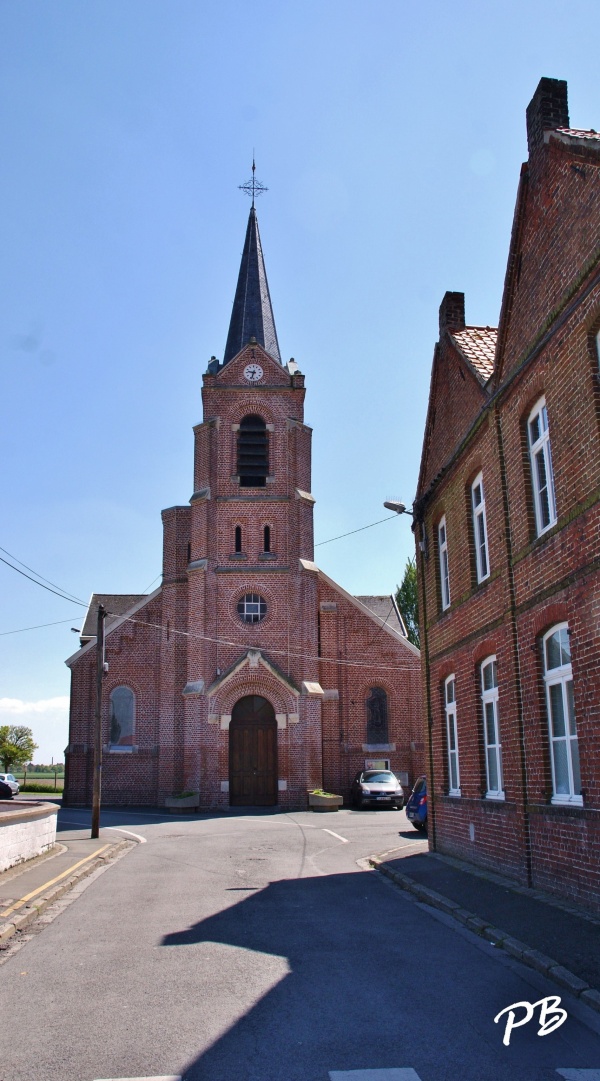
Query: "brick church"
64 196 422 810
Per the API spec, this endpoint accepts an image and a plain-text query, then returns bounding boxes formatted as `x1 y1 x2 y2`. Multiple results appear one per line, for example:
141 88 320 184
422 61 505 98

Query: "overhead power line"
0 554 87 606
104 612 416 672
315 514 398 547
0 544 84 604
0 617 82 637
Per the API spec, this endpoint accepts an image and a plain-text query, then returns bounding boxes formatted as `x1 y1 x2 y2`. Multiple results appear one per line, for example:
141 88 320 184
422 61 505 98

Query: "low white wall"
0 802 58 872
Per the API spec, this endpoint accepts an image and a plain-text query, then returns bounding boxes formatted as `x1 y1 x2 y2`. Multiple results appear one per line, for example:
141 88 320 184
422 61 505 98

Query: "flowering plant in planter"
307 788 343 812
164 790 200 812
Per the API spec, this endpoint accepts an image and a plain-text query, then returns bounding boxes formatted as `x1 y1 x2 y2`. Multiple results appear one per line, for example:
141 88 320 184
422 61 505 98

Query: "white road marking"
329 1070 422 1080
94 1075 181 1080
322 828 349 843
556 1072 600 1079
56 820 147 842
108 827 147 843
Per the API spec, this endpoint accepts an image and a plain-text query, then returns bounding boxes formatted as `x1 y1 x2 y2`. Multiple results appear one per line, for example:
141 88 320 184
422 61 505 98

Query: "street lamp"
384 500 426 553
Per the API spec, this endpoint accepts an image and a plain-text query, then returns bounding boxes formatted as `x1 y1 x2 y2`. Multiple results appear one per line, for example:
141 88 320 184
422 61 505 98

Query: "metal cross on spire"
238 158 268 207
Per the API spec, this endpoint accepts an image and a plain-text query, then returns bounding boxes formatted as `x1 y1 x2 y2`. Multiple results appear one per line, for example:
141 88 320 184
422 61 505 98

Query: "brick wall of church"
318 581 423 803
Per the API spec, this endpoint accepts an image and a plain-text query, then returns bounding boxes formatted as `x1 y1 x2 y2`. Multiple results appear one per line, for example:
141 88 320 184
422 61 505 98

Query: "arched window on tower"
237 415 268 488
366 687 389 745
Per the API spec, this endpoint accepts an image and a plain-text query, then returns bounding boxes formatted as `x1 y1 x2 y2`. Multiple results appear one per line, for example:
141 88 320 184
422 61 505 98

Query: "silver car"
351 769 404 810
0 773 20 795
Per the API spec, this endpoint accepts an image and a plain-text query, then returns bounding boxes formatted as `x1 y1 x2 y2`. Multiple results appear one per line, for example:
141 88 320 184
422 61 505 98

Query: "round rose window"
237 593 267 624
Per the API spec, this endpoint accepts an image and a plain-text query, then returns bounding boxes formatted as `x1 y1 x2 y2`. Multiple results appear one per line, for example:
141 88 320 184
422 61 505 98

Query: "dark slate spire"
223 206 281 365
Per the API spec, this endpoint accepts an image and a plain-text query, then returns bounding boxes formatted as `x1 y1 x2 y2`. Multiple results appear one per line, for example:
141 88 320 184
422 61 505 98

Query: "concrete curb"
369 855 600 1014
0 840 130 946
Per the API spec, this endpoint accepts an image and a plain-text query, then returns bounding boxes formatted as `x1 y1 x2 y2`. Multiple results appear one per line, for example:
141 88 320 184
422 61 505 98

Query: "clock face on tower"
243 363 264 383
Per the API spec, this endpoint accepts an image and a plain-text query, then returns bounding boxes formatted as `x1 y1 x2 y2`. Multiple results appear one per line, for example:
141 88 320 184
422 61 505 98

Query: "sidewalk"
371 847 600 1013
0 826 129 950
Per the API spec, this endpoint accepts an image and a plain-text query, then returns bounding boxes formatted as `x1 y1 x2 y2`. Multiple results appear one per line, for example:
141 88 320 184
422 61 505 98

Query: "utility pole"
91 603 106 839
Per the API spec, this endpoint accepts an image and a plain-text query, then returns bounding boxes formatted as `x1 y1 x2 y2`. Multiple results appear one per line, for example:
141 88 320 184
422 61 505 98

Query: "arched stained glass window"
109 687 135 748
366 687 389 745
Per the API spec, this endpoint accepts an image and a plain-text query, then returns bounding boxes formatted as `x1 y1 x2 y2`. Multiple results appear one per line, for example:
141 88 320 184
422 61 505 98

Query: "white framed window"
481 656 504 799
444 675 460 796
471 473 490 583
543 624 582 805
438 516 450 611
528 398 557 535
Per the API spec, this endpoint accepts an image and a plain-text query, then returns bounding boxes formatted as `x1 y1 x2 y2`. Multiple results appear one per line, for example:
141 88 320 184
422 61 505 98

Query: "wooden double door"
229 695 278 806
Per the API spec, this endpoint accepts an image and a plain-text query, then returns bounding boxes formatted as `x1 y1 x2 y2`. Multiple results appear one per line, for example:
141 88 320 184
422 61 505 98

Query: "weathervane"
238 158 268 207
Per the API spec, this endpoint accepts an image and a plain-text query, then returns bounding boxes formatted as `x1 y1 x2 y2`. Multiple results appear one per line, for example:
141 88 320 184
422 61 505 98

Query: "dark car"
0 778 14 800
405 775 427 831
351 769 404 810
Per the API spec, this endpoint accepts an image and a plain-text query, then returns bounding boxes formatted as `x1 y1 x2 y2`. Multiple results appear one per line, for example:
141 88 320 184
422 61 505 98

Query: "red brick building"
415 78 600 912
64 203 422 810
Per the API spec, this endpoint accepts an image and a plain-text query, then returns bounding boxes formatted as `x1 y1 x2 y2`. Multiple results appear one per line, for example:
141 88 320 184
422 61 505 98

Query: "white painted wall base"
0 802 58 872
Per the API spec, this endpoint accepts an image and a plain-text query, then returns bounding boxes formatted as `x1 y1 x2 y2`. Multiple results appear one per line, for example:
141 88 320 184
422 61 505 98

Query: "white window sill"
551 794 584 807
448 789 461 798
536 518 558 538
107 745 135 753
485 791 505 801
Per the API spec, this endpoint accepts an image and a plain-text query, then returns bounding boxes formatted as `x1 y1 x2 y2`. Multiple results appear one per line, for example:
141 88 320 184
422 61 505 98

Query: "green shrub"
20 782 63 793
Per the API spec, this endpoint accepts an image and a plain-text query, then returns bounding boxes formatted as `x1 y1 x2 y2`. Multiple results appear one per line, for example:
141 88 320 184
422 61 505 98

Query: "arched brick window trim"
472 639 498 668
531 602 569 639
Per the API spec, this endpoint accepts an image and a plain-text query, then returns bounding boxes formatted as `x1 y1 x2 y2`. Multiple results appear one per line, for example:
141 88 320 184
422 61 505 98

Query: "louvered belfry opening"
238 414 268 487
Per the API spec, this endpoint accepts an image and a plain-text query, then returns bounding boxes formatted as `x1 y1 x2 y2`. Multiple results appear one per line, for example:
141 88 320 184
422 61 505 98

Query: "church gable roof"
223 206 281 366
355 595 408 638
79 593 148 643
317 570 420 657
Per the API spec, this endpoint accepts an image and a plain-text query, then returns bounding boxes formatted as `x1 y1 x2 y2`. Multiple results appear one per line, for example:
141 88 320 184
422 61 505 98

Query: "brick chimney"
526 77 569 155
439 292 465 335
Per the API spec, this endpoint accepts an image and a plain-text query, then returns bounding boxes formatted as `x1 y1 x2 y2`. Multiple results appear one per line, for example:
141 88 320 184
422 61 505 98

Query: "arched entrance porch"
229 695 277 806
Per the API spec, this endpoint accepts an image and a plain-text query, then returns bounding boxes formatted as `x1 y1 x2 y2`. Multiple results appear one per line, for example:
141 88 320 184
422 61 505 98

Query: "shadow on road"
158 865 559 1081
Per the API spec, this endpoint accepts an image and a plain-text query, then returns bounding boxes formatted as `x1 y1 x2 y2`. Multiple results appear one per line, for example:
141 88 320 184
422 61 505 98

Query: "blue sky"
1 0 599 762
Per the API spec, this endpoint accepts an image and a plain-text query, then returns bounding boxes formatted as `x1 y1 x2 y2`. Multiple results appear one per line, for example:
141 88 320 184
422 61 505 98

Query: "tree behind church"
396 557 419 648
0 726 38 773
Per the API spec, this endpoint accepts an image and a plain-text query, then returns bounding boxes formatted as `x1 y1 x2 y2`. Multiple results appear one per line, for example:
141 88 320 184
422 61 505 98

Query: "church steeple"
223 205 282 366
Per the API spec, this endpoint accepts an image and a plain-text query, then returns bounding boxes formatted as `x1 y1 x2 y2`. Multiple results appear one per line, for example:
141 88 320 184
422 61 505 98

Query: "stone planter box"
164 793 200 813
308 792 343 812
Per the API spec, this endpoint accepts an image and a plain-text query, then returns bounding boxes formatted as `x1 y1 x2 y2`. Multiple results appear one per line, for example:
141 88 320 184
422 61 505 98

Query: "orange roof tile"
450 326 497 383
554 128 600 142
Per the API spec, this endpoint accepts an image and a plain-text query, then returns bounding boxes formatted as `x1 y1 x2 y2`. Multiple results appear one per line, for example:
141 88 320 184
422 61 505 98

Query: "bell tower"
177 180 323 808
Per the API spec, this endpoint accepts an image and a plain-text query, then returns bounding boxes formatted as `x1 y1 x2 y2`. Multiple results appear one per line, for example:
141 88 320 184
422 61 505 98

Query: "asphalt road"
1 805 600 1081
